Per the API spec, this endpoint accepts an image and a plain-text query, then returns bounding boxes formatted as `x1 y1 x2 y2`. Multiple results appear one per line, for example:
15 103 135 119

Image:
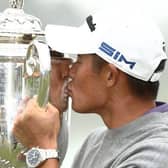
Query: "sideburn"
91 54 108 73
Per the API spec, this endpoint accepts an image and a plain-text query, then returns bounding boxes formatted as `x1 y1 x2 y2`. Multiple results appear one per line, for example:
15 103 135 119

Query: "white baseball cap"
45 5 167 82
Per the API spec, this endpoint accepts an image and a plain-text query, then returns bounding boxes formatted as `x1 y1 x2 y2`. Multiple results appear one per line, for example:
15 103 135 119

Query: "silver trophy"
0 0 51 167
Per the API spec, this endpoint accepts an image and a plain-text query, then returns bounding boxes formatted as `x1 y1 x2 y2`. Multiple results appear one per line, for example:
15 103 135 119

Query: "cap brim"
45 24 95 54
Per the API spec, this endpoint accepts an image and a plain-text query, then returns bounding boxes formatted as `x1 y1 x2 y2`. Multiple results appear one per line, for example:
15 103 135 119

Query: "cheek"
72 77 107 112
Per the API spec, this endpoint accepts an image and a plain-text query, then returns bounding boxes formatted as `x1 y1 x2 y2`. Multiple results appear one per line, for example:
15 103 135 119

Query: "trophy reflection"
0 0 50 167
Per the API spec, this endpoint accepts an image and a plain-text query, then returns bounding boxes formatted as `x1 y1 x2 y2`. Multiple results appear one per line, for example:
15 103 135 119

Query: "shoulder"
80 127 107 148
114 138 168 168
71 127 107 167
73 127 107 155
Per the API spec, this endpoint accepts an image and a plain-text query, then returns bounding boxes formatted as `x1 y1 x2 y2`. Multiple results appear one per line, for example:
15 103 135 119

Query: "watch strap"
41 149 60 160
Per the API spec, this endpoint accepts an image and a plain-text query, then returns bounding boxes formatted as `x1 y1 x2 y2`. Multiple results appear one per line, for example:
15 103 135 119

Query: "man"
13 4 168 168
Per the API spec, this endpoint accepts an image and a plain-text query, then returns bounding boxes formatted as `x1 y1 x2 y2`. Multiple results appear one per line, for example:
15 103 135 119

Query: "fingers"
13 97 38 135
18 97 60 117
12 99 61 148
14 98 60 129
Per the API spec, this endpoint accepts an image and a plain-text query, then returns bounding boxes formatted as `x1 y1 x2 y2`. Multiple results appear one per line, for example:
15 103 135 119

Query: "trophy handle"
25 40 51 107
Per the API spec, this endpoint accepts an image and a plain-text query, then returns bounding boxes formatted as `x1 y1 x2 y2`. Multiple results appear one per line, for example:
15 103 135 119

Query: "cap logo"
99 42 136 69
86 15 96 32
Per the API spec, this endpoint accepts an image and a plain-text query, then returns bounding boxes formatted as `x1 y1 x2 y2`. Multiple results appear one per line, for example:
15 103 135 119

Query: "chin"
72 105 90 114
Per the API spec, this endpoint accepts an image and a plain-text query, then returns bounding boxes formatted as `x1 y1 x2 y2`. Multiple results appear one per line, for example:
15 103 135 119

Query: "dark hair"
127 76 159 100
91 54 167 100
127 59 166 100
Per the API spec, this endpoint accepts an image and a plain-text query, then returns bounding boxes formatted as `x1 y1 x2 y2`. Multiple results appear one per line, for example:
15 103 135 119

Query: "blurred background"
0 0 168 167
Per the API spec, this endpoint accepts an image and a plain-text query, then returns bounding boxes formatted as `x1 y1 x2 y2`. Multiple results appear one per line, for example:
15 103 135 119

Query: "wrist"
29 138 58 149
38 141 58 149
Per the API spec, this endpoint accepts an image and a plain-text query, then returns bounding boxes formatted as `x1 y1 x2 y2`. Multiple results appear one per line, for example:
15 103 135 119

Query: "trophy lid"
0 0 44 36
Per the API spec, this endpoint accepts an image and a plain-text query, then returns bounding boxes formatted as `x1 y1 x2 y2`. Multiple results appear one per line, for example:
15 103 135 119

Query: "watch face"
26 148 41 167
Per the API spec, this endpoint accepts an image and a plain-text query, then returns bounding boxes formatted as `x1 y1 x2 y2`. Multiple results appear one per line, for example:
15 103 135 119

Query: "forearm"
38 159 60 168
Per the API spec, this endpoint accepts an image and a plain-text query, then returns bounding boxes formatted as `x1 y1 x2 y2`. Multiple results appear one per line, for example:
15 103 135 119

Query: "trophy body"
0 1 51 167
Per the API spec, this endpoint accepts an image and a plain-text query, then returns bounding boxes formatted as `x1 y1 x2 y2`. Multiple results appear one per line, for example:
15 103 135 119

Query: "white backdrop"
0 0 168 167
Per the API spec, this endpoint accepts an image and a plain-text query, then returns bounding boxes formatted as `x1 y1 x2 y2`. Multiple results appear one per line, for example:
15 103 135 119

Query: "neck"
100 96 156 129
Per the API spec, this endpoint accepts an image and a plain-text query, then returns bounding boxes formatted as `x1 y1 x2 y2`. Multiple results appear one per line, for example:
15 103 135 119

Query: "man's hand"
13 97 60 149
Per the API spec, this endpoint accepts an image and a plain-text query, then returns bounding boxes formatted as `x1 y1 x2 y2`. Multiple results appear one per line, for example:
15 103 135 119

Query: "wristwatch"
25 147 60 168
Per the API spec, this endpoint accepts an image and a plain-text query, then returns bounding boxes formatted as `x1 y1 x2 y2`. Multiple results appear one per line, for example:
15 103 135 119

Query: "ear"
105 64 120 87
